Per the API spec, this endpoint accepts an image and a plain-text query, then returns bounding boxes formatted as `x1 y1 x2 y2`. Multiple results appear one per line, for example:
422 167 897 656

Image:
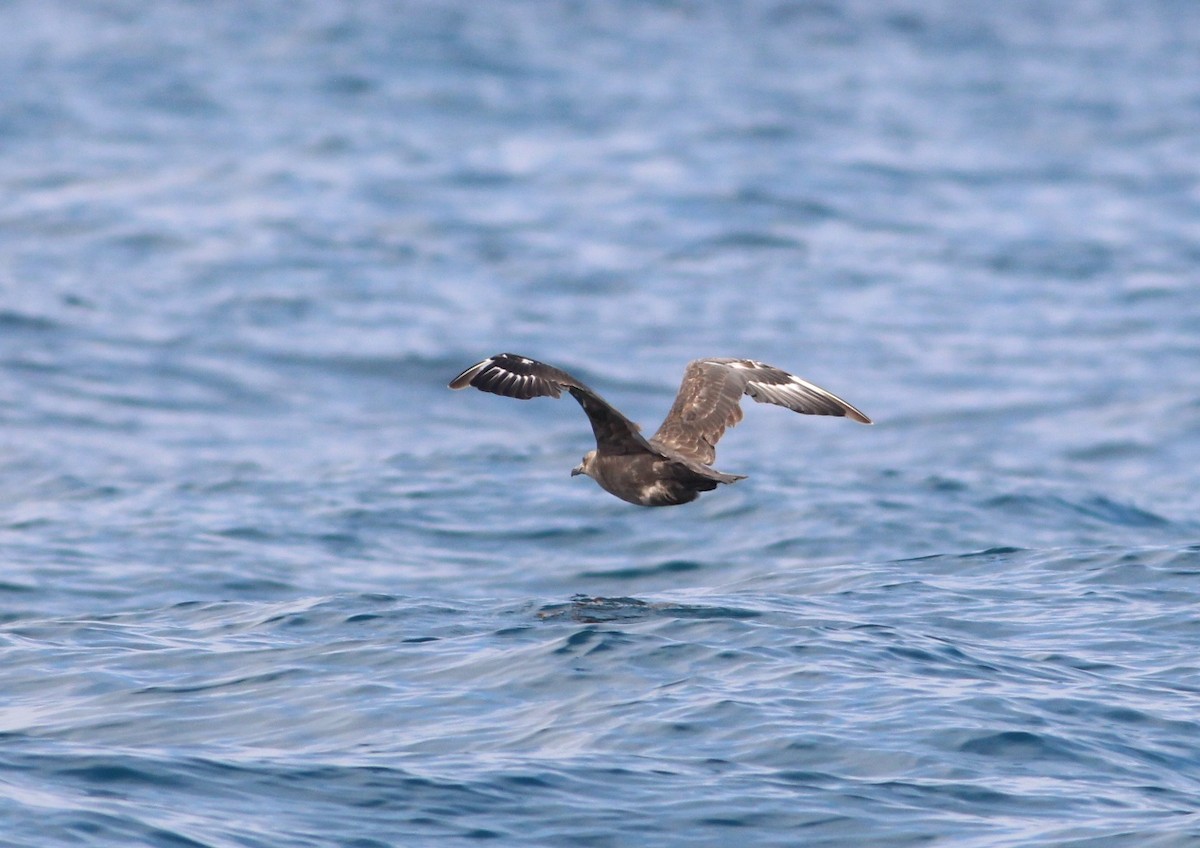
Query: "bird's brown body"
575 450 738 507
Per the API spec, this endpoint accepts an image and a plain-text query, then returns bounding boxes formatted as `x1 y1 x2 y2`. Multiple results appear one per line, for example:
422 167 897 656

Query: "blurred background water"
2 1 1199 846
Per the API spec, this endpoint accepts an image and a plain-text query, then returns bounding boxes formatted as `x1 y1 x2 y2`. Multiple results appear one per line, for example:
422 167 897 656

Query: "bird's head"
571 450 597 478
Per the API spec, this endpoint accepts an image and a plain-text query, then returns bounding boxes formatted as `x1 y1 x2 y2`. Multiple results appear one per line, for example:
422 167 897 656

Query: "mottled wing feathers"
649 361 747 467
449 353 655 455
650 358 871 465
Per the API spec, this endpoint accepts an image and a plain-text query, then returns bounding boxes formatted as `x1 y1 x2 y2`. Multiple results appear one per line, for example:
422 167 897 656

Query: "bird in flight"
449 353 871 507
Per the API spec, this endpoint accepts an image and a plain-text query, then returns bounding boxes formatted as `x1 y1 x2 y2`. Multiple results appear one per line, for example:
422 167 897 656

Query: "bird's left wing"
450 353 657 456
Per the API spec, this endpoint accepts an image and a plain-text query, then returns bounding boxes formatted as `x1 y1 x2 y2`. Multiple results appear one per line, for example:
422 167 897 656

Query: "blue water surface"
2 1 1200 846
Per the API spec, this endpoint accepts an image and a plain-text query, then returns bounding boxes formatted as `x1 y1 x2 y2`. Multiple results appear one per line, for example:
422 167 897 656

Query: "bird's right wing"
651 358 871 465
449 353 658 456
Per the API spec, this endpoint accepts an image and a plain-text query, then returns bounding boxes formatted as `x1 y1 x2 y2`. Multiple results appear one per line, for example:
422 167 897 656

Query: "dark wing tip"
806 385 871 424
448 353 568 400
448 359 488 390
714 359 872 425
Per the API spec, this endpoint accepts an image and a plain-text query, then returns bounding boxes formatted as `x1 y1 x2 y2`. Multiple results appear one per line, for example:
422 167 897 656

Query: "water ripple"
3 1 1200 845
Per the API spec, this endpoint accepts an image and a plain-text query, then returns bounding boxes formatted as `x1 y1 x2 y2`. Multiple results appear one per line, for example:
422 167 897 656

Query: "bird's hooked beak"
572 452 593 478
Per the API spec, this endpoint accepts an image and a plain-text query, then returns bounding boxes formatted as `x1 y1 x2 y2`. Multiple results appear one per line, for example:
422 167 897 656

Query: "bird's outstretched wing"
449 353 657 456
650 358 871 465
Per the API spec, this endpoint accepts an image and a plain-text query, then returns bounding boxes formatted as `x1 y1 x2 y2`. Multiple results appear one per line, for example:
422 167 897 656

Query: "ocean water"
2 1 1200 845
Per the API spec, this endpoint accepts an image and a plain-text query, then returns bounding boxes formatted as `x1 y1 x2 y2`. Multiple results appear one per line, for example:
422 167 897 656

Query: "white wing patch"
713 359 763 370
701 358 872 424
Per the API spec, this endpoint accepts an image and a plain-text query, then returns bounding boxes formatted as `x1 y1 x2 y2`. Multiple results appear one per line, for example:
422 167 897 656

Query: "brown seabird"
449 353 871 507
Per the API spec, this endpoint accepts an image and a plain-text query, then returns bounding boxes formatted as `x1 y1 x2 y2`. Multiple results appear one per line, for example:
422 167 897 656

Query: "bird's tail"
709 469 747 485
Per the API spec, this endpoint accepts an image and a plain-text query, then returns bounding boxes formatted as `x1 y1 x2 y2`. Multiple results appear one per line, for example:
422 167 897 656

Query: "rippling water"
3 2 1200 846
